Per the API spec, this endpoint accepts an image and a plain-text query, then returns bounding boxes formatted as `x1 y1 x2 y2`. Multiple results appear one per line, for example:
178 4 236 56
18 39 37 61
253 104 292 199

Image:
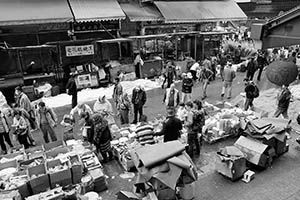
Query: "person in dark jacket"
185 101 205 159
80 112 94 144
256 51 269 81
274 84 291 119
131 86 147 124
181 73 193 103
156 108 182 142
93 113 113 163
66 73 78 108
244 79 256 111
246 57 257 81
166 62 176 88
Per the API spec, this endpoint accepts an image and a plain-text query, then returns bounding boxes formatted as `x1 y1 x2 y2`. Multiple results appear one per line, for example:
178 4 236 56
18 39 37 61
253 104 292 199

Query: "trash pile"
117 141 198 200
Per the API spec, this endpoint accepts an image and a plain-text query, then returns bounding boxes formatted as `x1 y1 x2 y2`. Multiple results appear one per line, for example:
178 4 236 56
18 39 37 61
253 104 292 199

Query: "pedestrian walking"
66 73 78 108
219 53 227 81
93 95 115 125
181 73 193 103
163 83 180 109
116 93 131 125
256 51 269 81
156 108 182 142
112 77 123 106
274 84 291 119
131 86 147 124
12 110 29 149
0 110 13 154
165 62 176 88
189 61 200 81
221 62 236 99
199 66 213 100
93 113 113 163
246 57 257 81
135 115 155 145
36 101 58 143
244 78 259 111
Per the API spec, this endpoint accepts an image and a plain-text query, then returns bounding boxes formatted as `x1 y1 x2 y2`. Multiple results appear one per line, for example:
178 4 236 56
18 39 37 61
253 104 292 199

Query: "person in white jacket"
70 103 93 119
93 95 115 125
12 110 29 149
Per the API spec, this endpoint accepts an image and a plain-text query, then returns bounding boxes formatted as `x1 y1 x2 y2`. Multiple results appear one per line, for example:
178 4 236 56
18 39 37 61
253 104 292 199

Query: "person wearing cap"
66 73 78 108
36 101 58 143
156 108 182 142
221 61 236 99
181 73 193 103
244 78 256 111
163 83 180 109
246 56 257 81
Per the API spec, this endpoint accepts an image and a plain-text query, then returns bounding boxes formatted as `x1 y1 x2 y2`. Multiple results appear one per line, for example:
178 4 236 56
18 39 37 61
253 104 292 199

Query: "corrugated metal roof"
120 2 163 22
154 0 247 23
68 0 126 22
0 0 73 26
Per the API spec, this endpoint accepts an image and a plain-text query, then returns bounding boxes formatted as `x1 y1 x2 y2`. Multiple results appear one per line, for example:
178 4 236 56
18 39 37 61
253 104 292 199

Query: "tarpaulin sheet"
152 163 182 190
135 141 185 168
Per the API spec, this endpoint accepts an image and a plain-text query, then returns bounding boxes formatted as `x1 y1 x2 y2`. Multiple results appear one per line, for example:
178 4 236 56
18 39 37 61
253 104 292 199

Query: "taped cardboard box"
46 159 72 189
28 163 50 194
89 167 107 192
234 136 269 168
19 156 45 171
11 170 31 198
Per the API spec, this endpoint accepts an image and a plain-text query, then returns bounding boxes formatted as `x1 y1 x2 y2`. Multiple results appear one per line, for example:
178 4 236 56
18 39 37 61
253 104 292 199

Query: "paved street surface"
27 71 300 200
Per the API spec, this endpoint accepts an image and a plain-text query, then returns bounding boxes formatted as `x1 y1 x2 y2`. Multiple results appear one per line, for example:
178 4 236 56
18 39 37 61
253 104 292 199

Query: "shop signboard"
77 74 92 86
65 45 94 57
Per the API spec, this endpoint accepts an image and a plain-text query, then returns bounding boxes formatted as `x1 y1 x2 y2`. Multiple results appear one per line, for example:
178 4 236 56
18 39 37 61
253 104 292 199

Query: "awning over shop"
154 0 247 23
68 0 126 22
120 2 163 22
0 0 73 26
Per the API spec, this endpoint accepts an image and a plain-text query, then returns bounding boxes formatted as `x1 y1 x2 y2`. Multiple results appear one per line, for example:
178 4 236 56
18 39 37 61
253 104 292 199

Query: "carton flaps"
135 141 185 168
217 146 245 158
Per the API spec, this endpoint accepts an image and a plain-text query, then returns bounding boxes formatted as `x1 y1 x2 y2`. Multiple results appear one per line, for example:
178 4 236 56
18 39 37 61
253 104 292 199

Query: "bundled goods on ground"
117 141 197 200
202 101 260 143
110 117 188 172
0 139 108 200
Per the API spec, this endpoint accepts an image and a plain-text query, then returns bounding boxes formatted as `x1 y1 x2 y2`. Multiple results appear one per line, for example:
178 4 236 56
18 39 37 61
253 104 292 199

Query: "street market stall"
0 140 107 200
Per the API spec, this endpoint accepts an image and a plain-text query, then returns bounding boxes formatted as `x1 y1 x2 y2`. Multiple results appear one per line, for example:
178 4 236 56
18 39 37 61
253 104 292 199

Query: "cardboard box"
156 188 176 200
234 136 269 168
0 151 26 162
178 182 195 200
45 147 70 160
28 164 50 194
0 159 17 170
26 145 45 159
44 140 65 151
46 159 72 189
89 168 107 192
120 154 135 171
19 156 45 171
70 155 83 184
216 156 247 181
11 170 32 198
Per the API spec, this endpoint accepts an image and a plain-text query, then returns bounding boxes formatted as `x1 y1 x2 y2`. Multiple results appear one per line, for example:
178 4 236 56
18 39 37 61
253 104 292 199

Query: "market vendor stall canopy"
0 0 73 26
68 0 126 22
154 0 247 24
120 2 163 22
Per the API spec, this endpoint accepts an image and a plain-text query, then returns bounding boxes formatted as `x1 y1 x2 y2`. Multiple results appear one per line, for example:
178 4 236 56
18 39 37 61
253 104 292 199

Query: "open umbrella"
266 61 298 86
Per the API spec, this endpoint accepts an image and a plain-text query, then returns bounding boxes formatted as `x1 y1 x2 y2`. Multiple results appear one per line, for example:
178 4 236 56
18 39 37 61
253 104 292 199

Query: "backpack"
253 85 260 98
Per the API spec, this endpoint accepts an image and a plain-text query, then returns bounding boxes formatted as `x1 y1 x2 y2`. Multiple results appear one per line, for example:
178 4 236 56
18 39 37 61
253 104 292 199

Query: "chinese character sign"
65 45 94 57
